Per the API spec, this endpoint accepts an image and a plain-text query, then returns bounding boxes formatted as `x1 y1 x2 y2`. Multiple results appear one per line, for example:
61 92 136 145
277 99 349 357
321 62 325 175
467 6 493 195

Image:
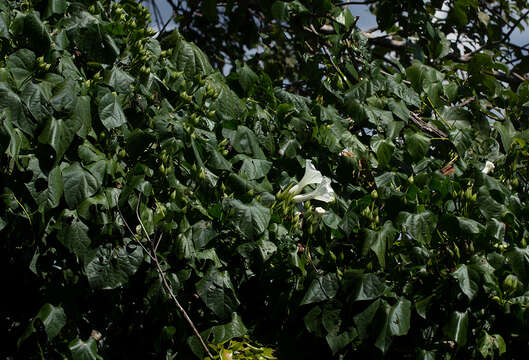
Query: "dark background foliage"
2 0 529 359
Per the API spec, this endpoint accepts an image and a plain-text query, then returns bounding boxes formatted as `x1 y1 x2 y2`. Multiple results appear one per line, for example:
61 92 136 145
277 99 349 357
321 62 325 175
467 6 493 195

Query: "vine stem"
117 193 214 359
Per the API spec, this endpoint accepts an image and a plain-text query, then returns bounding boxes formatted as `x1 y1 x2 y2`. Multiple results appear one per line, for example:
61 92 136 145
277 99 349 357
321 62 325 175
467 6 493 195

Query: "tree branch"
366 35 527 86
409 112 448 139
117 193 214 359
498 8 529 45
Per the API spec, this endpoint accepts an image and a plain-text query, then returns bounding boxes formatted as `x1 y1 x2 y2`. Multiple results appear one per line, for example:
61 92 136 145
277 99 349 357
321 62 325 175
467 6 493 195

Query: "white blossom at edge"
293 177 335 203
289 159 323 195
482 161 495 175
314 207 326 215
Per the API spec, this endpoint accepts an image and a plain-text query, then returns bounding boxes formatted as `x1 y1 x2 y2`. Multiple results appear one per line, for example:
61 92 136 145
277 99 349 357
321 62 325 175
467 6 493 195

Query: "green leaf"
62 162 99 208
457 217 485 234
257 239 277 262
417 349 436 360
449 128 473 155
232 125 266 159
7 49 35 89
85 241 143 289
14 13 51 55
363 221 397 268
209 312 248 343
0 12 9 39
38 117 76 160
195 267 240 319
98 92 126 129
480 218 505 241
388 298 411 336
352 273 386 301
441 107 471 130
19 303 66 346
237 62 259 92
206 73 247 122
73 95 92 138
69 338 103 360
304 306 323 335
406 63 443 92
374 301 392 354
271 1 290 21
0 82 35 135
50 80 78 113
126 129 155 158
107 66 135 93
58 215 91 262
478 187 506 220
45 0 67 17
390 79 421 107
239 158 272 180
404 130 430 161
478 332 506 358
21 82 49 122
300 273 339 305
47 165 63 208
172 37 214 79
443 310 469 346
322 307 341 335
275 88 311 115
452 264 479 301
222 198 270 240
35 303 66 339
188 313 247 358
415 294 434 320
398 211 437 245
354 298 381 339
506 247 529 283
326 329 356 354
192 220 218 249
371 137 394 167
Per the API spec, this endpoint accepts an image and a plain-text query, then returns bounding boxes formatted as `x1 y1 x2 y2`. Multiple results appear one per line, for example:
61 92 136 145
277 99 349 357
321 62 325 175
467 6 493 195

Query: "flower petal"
290 159 323 194
293 177 335 203
482 161 495 174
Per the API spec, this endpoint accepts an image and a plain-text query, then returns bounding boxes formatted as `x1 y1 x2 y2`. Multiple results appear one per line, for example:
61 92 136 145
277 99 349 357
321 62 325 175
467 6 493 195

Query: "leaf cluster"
2 0 529 359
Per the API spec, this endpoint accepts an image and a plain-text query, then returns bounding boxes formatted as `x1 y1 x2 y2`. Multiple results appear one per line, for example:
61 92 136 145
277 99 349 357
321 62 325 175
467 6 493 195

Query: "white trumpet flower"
293 177 335 203
482 161 495 175
289 159 323 195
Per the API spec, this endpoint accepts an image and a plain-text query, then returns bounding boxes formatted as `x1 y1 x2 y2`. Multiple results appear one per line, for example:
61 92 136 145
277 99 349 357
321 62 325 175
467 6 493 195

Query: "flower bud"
503 274 520 293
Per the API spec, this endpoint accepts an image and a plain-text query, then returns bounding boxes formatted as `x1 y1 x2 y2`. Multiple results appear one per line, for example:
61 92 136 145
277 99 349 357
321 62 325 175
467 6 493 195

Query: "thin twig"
155 13 176 39
498 8 529 45
117 193 214 359
154 232 163 253
116 196 156 262
409 112 448 139
136 193 152 243
457 96 476 107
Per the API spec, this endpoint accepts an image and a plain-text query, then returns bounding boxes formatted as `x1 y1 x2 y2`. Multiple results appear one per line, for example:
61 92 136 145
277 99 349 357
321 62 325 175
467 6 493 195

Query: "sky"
145 1 529 61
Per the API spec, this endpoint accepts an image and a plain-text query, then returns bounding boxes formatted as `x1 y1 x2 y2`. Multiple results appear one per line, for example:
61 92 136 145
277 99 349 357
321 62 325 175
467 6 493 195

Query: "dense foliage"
2 0 529 359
